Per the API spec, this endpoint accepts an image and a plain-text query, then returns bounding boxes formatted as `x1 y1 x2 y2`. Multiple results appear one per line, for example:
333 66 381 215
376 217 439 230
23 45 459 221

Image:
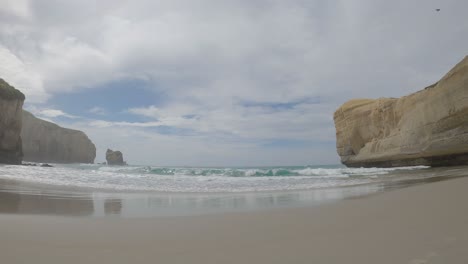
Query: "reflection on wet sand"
0 181 94 216
0 166 466 218
0 180 381 217
104 199 122 215
0 190 20 214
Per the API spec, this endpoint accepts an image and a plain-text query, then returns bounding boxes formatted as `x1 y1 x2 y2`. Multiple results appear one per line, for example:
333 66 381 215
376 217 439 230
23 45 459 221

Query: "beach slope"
1 176 467 264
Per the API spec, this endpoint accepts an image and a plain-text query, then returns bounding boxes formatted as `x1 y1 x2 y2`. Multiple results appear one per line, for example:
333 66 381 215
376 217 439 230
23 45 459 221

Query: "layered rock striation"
106 149 126 165
0 79 25 164
21 111 96 163
334 56 468 167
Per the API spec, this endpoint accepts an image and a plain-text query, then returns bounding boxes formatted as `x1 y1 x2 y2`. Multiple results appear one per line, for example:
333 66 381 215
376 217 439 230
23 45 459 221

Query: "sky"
0 0 467 166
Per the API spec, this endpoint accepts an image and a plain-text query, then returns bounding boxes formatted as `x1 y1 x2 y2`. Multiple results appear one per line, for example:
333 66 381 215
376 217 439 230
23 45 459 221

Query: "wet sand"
1 175 467 263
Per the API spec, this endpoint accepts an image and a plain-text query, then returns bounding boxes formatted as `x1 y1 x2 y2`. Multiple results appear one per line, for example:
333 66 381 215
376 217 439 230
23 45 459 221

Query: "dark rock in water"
22 162 37 166
40 163 53 167
334 56 468 168
106 149 126 165
0 79 25 165
21 110 96 164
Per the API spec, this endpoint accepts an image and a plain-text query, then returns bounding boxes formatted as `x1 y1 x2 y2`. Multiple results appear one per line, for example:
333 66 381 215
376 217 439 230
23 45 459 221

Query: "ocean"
0 164 462 217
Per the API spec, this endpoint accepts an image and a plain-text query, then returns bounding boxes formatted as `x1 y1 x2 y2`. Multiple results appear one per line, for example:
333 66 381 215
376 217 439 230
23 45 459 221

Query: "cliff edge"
21 110 96 163
334 56 468 167
0 79 25 164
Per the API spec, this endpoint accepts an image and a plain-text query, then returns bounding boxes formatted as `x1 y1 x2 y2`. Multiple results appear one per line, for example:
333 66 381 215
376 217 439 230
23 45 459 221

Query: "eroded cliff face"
334 56 468 167
0 79 25 164
21 111 96 163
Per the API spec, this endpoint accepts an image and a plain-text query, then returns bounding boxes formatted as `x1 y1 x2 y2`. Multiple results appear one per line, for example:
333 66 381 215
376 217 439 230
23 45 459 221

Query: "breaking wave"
0 164 430 193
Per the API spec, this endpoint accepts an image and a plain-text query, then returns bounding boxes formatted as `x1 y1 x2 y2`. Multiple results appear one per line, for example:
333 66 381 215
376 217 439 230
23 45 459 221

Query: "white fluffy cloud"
2 0 466 101
0 46 46 102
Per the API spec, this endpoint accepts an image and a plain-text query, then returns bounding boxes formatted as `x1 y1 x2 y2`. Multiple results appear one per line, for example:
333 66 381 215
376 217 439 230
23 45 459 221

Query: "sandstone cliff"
334 56 468 167
0 79 25 164
106 149 126 165
21 111 96 163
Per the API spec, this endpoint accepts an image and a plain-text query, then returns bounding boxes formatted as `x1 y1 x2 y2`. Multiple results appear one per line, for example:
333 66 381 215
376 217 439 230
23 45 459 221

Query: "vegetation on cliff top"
0 78 25 100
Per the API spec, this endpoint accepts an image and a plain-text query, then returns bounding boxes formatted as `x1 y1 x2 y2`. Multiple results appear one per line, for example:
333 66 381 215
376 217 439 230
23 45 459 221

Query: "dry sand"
1 176 467 264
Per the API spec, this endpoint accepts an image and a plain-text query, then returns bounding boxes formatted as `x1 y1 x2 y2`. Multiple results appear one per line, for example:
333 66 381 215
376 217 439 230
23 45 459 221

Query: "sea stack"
0 79 25 164
106 149 126 165
334 56 468 168
21 110 96 163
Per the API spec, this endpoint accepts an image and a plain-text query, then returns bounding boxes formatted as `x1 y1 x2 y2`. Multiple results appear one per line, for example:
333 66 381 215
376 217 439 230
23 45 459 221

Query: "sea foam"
0 164 430 193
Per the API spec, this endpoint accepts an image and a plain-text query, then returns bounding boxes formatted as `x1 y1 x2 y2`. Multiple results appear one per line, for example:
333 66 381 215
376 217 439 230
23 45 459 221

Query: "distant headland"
0 78 98 165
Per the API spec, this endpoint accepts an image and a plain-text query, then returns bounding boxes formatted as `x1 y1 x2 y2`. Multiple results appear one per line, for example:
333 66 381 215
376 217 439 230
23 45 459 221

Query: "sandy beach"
0 175 467 264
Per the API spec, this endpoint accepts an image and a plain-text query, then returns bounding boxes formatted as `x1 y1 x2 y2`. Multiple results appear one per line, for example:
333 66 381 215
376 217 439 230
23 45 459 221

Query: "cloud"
126 100 335 142
3 0 465 101
1 0 467 165
127 105 163 118
39 109 74 118
64 119 338 166
88 106 107 115
0 0 30 20
0 45 47 103
26 106 78 119
88 120 161 128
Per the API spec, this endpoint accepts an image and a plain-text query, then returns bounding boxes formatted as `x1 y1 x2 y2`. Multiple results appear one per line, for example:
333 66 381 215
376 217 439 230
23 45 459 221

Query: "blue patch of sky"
47 79 168 122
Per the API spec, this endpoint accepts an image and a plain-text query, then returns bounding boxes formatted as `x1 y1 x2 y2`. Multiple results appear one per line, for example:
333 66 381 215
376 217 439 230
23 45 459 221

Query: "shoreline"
0 163 440 194
1 176 468 263
0 166 466 218
0 164 464 194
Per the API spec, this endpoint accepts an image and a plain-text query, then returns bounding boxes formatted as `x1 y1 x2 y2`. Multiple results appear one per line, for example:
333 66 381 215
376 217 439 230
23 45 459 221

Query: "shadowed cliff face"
21 110 96 164
334 56 468 168
0 79 25 165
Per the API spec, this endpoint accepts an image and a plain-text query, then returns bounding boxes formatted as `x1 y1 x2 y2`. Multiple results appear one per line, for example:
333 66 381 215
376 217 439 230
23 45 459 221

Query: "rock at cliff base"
0 79 25 164
21 110 96 164
106 149 126 165
334 56 468 168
